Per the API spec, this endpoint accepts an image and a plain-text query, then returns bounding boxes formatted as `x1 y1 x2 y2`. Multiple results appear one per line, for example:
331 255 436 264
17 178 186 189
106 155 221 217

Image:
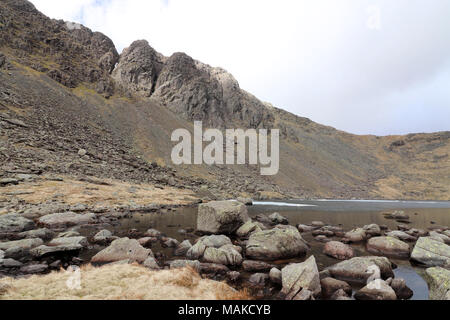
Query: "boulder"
17 228 55 240
344 228 366 242
390 278 413 300
297 224 316 233
269 267 282 285
326 256 394 283
199 263 229 274
410 237 450 267
49 236 88 248
175 240 192 256
203 245 243 266
235 220 262 238
0 238 44 259
30 244 83 257
246 227 308 261
249 273 269 286
363 224 382 236
197 201 249 234
423 267 450 300
268 212 288 225
323 241 354 260
429 231 450 245
38 212 96 228
281 256 321 300
93 229 116 244
366 236 410 258
91 238 152 264
0 213 35 233
385 230 416 242
242 260 274 272
354 279 397 300
0 249 4 259
320 277 352 299
186 235 232 260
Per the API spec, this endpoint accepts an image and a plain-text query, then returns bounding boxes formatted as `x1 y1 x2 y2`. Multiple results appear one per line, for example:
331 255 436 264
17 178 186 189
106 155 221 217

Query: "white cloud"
31 0 450 135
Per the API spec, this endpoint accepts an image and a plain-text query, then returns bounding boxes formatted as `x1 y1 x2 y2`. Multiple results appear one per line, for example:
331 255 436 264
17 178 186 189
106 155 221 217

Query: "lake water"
104 199 450 300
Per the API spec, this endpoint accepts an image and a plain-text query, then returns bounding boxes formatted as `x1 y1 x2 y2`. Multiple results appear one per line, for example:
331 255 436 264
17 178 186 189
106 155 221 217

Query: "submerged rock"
385 230 416 242
246 227 308 261
38 212 96 228
197 200 249 234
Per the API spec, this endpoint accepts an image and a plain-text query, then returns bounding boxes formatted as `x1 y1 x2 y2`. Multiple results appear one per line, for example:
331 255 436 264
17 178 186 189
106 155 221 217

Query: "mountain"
0 0 449 200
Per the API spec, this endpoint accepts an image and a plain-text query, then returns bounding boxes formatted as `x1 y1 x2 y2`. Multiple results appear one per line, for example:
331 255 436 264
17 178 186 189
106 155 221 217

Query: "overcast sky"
31 0 450 136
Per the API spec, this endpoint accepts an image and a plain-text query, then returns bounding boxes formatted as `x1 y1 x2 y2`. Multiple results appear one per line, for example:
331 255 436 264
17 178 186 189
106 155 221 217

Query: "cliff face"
0 0 449 200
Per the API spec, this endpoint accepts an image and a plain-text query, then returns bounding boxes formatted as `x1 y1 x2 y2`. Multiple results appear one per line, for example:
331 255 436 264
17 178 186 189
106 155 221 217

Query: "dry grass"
0 264 250 300
0 176 198 208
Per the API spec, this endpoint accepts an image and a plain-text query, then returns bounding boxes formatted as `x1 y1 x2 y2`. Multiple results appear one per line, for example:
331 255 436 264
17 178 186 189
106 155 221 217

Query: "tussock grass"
0 264 250 300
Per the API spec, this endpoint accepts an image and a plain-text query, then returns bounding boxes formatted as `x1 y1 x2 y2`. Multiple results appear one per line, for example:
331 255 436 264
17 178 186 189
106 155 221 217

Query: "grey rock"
423 267 450 300
326 256 394 283
242 260 274 272
20 264 48 274
320 277 352 299
366 236 410 258
390 278 413 300
269 267 282 285
354 279 397 300
49 236 88 248
38 212 96 228
344 228 366 242
268 212 288 225
199 263 230 274
249 273 269 286
186 235 232 260
197 200 249 234
175 240 192 256
0 213 35 233
143 256 161 270
246 227 308 260
169 259 200 272
203 245 243 266
385 230 417 242
323 241 354 260
363 224 382 236
93 229 116 244
17 228 55 240
235 220 262 238
91 238 152 263
0 258 23 268
410 237 450 267
281 256 321 300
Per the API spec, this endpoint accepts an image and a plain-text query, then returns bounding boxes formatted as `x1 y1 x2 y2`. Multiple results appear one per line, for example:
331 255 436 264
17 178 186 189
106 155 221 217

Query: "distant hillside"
0 0 448 200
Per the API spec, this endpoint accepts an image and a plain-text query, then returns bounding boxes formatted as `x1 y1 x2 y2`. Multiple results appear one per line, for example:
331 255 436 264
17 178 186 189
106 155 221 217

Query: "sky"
31 0 450 136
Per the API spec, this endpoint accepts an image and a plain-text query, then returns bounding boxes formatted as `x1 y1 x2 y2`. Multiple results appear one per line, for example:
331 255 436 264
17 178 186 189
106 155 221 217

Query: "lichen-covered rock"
235 220 262 238
410 237 450 267
197 201 249 234
203 245 243 266
186 235 232 260
246 227 308 261
91 238 152 264
326 256 394 283
281 256 321 300
423 267 450 300
366 236 410 258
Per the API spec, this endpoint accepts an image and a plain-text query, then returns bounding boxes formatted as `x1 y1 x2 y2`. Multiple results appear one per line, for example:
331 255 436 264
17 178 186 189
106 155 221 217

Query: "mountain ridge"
0 0 449 200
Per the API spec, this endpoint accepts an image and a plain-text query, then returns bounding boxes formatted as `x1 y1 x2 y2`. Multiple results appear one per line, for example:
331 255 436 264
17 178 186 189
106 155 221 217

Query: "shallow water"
99 200 450 300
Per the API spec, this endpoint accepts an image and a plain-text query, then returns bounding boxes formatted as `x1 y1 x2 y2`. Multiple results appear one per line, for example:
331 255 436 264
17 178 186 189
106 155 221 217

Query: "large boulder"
197 201 249 234
423 267 450 300
410 237 450 268
323 241 354 260
246 227 308 261
91 238 152 264
202 245 243 266
0 213 35 234
366 236 410 258
354 279 397 300
186 235 232 260
326 256 394 283
38 212 96 228
281 256 321 300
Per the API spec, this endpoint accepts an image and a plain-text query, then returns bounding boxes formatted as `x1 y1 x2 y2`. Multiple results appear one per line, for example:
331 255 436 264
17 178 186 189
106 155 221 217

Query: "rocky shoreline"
1 199 449 300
